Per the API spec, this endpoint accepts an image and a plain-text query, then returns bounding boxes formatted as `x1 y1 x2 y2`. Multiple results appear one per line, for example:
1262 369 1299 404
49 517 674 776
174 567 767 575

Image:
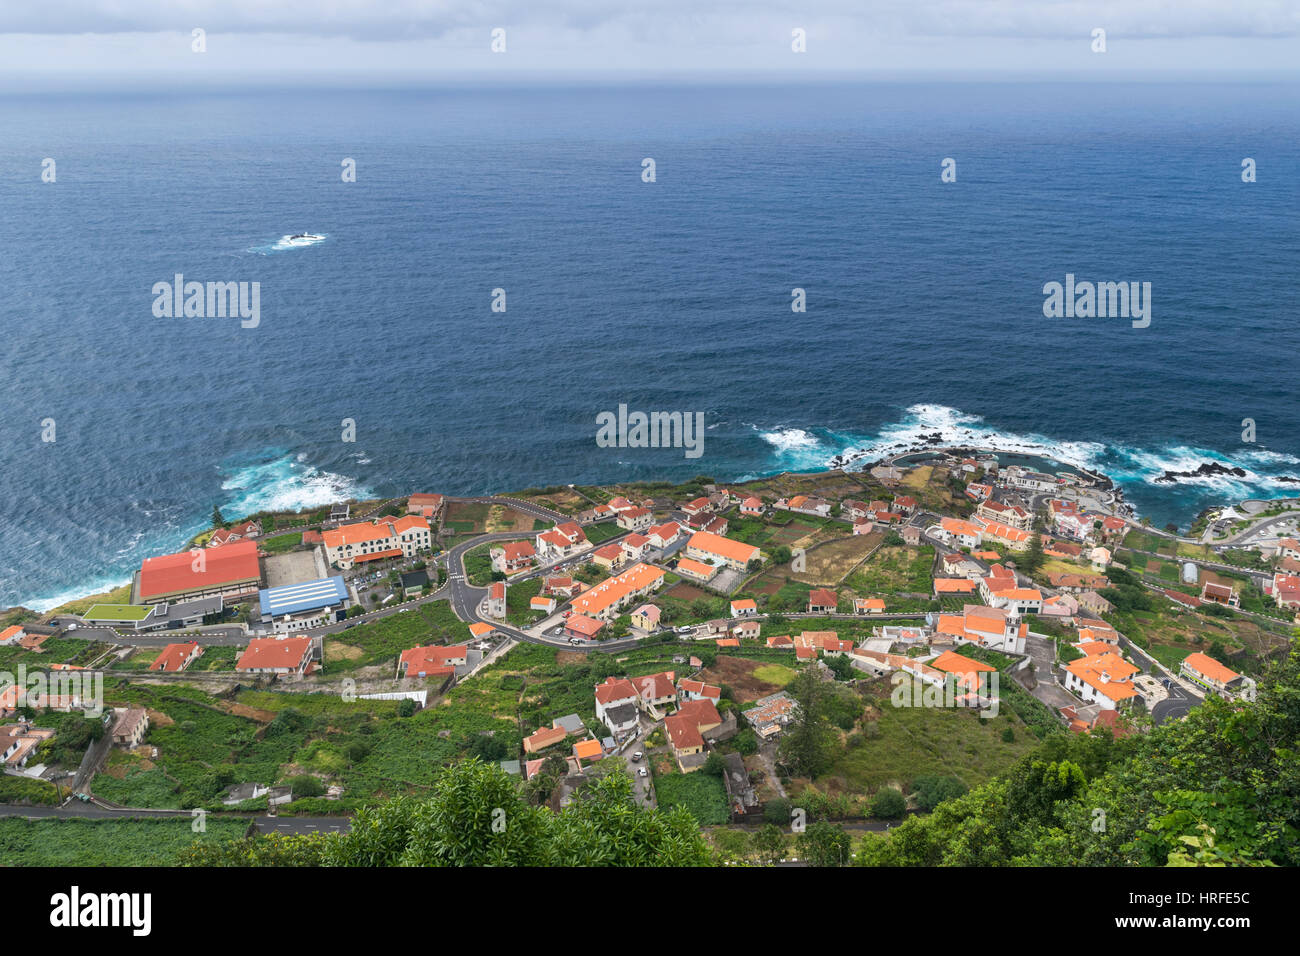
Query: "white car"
637 768 648 777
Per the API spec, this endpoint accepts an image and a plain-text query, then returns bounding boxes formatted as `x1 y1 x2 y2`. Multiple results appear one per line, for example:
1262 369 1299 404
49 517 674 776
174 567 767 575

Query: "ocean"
1 78 1298 610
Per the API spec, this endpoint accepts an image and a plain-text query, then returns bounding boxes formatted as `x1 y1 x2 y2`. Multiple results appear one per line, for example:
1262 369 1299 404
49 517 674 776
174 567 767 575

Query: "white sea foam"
753 404 1300 500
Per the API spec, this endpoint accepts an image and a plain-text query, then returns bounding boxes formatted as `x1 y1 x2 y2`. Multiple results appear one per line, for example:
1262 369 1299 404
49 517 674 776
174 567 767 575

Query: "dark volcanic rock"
1153 461 1248 484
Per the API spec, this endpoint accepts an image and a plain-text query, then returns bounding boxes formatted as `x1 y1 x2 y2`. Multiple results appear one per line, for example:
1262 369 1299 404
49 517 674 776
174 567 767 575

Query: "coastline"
7 443 1288 620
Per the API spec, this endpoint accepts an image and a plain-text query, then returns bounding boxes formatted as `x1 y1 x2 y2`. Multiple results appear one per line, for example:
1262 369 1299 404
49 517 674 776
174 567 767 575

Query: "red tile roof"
139 539 260 599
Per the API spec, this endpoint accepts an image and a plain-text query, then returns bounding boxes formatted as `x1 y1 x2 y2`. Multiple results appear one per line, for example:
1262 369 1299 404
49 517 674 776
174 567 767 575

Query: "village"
2 450 1295 857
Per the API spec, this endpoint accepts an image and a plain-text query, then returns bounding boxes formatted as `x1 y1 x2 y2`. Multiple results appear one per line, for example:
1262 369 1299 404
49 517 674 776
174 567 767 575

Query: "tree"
778 670 836 777
800 821 852 866
212 505 226 529
733 729 759 755
753 824 787 864
703 752 727 777
1021 532 1045 575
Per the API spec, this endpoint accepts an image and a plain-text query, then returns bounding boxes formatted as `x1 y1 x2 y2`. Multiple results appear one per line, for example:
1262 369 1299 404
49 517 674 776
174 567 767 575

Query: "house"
1090 547 1113 570
784 495 831 518
1040 593 1079 618
148 642 203 673
630 671 678 714
322 515 431 569
990 587 1043 616
740 496 764 516
794 630 853 657
1200 581 1240 608
569 563 666 621
490 540 536 574
976 519 1031 551
630 604 661 631
406 493 446 519
1180 651 1254 698
536 522 590 559
807 588 838 614
468 621 496 641
977 499 1032 530
936 518 982 550
137 538 262 604
398 644 467 678
742 692 798 738
676 557 720 584
665 699 723 770
1048 572 1109 593
591 543 625 572
1276 538 1300 561
965 482 994 502
716 637 741 648
841 500 872 521
700 515 729 536
573 738 605 765
647 522 682 549
684 531 760 571
679 678 722 703
594 677 640 735
565 614 605 641
544 575 579 598
934 578 977 596
1063 648 1139 710
1269 573 1300 610
894 495 917 515
486 581 507 619
852 519 875 536
854 598 886 614
236 635 315 677
730 598 757 617
941 552 983 578
901 525 923 546
766 634 794 648
524 725 567 754
616 507 654 532
681 497 712 518
730 620 760 640
929 650 998 692
531 595 558 615
621 533 651 562
109 707 150 747
0 625 26 646
0 723 55 768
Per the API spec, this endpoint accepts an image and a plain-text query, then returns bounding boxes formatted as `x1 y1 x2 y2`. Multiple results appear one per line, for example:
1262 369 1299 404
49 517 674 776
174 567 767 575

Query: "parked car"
630 751 643 762
568 638 583 645
637 768 648 777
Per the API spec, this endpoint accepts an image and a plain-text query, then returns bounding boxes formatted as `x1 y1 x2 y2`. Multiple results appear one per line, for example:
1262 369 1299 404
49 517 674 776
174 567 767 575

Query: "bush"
287 775 325 799
870 787 907 819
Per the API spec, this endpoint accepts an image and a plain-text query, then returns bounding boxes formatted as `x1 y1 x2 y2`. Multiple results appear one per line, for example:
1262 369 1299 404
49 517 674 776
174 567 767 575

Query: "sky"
2 1 1299 85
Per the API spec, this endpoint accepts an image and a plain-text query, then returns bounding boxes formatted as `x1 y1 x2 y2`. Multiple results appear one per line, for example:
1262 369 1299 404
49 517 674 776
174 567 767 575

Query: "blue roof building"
259 576 350 620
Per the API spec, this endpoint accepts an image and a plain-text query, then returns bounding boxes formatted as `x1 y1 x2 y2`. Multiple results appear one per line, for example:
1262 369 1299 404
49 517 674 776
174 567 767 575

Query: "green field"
260 532 303 554
653 771 729 825
0 816 251 866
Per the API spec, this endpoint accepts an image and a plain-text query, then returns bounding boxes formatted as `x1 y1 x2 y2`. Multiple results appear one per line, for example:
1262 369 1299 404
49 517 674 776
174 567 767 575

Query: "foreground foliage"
183 759 714 866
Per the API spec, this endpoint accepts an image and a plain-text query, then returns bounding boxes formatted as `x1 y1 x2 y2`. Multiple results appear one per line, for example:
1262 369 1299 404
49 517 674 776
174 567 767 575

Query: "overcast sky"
3 1 1299 82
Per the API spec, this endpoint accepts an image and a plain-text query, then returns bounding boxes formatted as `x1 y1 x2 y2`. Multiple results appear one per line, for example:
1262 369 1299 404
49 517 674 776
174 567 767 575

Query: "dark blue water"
2 80 1298 609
